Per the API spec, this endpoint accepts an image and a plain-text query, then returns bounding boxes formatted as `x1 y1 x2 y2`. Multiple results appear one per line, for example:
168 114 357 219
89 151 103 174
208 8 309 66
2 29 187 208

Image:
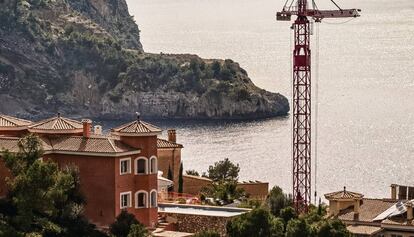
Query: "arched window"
149 156 157 174
135 190 148 208
150 189 157 208
135 157 148 174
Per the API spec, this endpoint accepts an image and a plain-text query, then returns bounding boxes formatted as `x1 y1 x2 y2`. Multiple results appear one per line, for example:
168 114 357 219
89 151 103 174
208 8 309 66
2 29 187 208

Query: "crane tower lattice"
277 0 361 213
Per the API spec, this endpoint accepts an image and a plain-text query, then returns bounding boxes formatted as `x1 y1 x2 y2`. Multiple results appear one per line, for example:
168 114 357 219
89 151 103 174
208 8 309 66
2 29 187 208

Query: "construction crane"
276 0 360 213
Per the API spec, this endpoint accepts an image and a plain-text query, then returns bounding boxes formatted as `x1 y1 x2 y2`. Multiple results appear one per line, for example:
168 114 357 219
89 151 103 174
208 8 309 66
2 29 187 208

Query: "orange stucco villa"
0 113 183 228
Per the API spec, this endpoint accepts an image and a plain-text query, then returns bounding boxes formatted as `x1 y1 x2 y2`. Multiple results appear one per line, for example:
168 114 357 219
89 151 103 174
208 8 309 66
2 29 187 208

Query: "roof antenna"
136 112 140 121
344 186 347 192
57 112 61 118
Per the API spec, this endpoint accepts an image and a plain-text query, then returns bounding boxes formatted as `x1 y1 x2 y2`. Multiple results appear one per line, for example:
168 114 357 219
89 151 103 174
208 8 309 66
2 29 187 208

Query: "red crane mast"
277 0 360 213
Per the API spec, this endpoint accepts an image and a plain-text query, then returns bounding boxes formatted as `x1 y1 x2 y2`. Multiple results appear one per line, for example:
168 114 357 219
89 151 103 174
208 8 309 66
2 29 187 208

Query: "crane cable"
290 24 294 193
322 18 355 25
314 20 320 205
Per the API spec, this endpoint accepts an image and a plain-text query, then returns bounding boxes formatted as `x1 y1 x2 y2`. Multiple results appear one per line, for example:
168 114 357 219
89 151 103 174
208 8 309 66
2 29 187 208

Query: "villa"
0 113 252 235
0 113 183 228
325 185 414 237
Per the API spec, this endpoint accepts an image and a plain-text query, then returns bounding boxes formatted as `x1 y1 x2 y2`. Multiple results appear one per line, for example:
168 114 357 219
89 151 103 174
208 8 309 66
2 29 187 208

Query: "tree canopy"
316 219 350 237
207 158 240 183
227 186 350 237
226 208 284 237
266 186 292 217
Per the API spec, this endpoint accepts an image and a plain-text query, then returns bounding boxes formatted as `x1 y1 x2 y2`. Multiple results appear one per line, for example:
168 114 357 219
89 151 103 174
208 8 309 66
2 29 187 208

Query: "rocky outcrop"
67 0 143 50
0 0 289 120
99 90 287 119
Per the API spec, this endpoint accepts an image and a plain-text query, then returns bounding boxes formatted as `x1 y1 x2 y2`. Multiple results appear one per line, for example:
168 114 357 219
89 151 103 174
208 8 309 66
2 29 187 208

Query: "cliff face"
0 0 289 119
66 0 142 50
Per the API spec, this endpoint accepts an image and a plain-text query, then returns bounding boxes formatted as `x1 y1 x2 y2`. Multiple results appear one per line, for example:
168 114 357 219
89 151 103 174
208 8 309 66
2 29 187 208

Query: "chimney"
94 125 102 135
391 184 398 200
82 119 92 138
168 129 176 143
407 202 413 221
354 199 361 220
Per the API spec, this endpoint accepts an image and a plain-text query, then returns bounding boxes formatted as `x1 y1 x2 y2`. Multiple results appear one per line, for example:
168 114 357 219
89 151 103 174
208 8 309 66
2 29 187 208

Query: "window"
150 190 157 207
120 192 131 209
135 191 148 208
120 158 131 175
135 157 148 174
150 156 157 174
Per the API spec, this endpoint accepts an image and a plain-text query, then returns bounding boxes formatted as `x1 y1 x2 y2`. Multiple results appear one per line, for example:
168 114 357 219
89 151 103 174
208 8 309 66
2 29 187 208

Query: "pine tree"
167 165 173 192
178 162 183 193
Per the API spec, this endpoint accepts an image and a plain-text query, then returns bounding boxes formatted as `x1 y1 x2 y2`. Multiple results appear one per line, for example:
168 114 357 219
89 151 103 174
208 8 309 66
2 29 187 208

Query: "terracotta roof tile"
29 115 83 131
0 114 31 128
338 199 396 222
112 119 161 135
346 225 382 235
46 136 136 154
0 136 52 152
382 217 414 226
0 137 21 152
0 136 138 156
157 138 183 148
325 188 364 200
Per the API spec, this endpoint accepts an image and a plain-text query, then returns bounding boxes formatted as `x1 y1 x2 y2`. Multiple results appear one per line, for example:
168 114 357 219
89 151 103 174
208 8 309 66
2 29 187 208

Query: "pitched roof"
0 136 139 157
382 217 414 226
0 137 21 152
346 225 382 235
0 114 31 129
28 115 83 133
46 136 137 154
0 136 52 152
338 199 396 223
111 119 162 135
325 187 364 200
157 138 183 148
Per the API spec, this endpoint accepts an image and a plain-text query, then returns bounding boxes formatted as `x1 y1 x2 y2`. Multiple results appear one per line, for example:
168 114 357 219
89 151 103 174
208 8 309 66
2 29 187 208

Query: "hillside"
0 0 289 119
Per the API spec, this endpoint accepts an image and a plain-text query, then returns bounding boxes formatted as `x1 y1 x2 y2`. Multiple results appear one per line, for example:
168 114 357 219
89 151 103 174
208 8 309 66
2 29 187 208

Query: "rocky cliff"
0 0 289 119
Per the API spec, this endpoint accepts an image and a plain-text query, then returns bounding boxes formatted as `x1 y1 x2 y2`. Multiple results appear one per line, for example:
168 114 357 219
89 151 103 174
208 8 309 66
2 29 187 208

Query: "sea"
120 0 414 201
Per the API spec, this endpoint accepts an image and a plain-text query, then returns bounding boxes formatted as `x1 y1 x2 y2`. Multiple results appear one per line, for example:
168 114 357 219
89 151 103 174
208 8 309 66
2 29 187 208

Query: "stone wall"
162 212 234 236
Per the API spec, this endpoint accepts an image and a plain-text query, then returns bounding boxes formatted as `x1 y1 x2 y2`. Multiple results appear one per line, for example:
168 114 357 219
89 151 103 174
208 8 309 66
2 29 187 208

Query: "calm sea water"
122 0 414 200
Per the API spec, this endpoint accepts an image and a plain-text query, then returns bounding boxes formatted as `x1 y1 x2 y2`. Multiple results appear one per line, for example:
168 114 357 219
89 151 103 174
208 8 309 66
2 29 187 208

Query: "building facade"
0 114 182 228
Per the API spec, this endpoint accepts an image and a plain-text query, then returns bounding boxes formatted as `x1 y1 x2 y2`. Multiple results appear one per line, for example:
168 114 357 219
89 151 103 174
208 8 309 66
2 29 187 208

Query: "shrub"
317 219 350 237
236 88 251 101
285 218 310 237
227 208 281 237
110 210 140 237
186 170 200 176
211 60 221 77
193 230 220 237
127 223 148 237
280 207 297 224
176 198 186 204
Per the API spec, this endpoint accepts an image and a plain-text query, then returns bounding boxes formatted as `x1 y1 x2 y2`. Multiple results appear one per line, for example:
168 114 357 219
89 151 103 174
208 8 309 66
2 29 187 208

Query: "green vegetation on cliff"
0 0 289 119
